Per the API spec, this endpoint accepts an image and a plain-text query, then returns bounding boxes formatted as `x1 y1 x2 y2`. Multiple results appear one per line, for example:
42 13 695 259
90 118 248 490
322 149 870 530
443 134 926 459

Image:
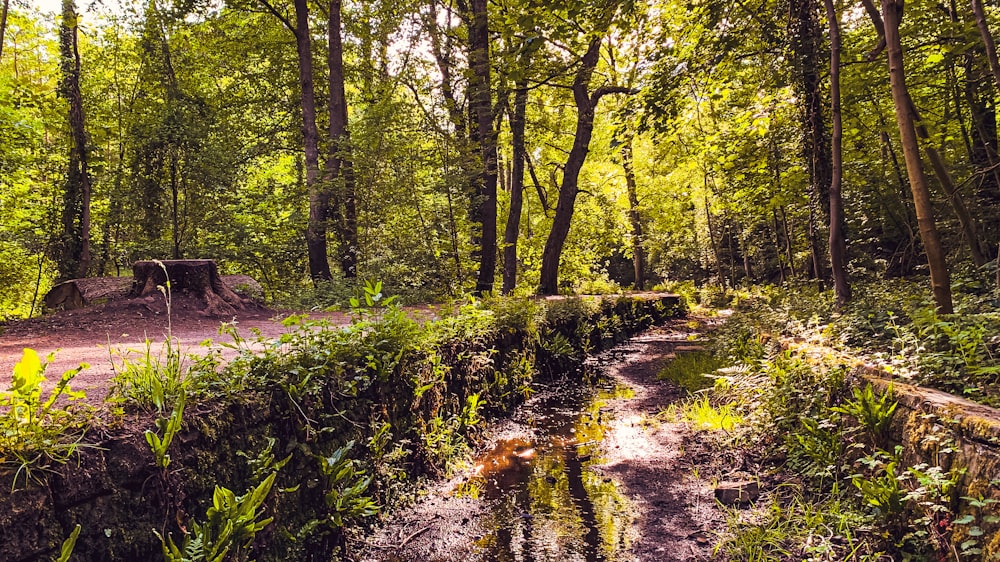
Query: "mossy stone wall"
0 294 681 562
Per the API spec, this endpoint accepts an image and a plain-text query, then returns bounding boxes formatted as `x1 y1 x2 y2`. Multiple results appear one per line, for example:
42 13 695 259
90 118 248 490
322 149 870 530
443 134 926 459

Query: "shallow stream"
456 377 635 562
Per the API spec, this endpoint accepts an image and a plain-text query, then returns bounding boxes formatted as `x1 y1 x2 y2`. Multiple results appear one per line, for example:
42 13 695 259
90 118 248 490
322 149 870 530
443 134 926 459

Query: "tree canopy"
2 0 1000 317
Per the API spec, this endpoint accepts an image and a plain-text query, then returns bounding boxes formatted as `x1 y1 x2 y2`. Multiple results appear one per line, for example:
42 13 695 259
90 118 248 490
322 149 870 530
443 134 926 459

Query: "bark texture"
466 0 499 295
825 0 851 305
538 38 631 295
294 0 332 281
502 77 528 294
788 0 830 282
132 260 246 317
327 0 358 278
58 0 92 281
882 0 953 313
621 140 646 290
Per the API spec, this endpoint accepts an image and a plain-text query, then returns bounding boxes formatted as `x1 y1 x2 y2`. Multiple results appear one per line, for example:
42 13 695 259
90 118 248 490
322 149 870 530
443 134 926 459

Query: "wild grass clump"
656 349 724 392
0 349 91 488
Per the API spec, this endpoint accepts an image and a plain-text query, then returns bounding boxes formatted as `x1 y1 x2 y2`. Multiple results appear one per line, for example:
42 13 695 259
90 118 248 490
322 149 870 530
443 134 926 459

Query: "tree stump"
131 260 246 317
44 277 133 311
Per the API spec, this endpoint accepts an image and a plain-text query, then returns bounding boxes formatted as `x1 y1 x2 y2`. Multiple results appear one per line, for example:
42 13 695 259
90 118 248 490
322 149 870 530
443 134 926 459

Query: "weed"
682 396 742 432
53 524 81 562
0 349 90 487
830 383 897 448
145 393 185 469
657 349 725 392
156 471 277 562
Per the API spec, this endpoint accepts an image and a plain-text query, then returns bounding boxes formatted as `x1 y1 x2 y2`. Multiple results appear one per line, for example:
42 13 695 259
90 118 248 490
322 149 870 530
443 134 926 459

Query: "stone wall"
0 294 682 562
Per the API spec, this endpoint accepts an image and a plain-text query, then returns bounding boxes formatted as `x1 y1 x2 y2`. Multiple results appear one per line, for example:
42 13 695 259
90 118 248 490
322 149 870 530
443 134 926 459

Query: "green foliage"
53 524 81 562
681 396 742 432
145 393 186 469
315 442 379 528
156 472 277 562
830 383 897 448
656 349 725 392
110 338 192 412
0 349 90 487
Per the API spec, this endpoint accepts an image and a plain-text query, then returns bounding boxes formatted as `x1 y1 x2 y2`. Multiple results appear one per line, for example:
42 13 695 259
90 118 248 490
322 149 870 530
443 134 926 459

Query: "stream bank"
1 294 682 562
359 318 726 562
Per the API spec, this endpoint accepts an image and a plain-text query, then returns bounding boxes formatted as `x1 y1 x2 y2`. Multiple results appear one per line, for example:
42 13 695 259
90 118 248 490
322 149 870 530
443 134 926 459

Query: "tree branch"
860 0 887 60
257 0 297 37
591 86 638 105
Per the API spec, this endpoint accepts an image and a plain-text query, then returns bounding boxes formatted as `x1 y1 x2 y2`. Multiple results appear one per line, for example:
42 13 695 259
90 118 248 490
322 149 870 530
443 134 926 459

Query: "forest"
4 0 1000 559
1 0 996 313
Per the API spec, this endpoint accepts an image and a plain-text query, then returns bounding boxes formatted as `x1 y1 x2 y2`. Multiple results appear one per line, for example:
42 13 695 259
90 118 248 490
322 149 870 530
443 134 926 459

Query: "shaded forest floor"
357 317 730 562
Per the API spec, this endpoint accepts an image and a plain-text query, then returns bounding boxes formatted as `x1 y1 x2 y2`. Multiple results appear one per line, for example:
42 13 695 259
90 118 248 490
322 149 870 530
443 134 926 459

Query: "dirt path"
357 319 726 562
0 296 356 403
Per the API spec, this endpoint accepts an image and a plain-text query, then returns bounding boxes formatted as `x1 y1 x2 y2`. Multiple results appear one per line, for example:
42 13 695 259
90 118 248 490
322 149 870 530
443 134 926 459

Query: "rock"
222 275 264 301
714 480 759 505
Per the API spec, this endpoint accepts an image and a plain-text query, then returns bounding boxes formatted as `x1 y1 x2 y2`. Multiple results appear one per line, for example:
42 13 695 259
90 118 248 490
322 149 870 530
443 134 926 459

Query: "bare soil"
357 318 731 562
0 294 352 403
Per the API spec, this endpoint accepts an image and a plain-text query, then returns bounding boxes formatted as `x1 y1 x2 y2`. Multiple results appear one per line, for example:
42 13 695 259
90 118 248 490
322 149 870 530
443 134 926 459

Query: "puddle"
456 379 634 561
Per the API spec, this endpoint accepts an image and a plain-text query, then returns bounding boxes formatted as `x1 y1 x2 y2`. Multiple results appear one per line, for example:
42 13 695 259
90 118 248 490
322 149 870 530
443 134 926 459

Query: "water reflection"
457 382 634 561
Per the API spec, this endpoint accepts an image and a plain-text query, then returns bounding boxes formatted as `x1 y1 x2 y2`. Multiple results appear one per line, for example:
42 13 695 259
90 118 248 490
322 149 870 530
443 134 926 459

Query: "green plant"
53 524 81 562
657 349 725 392
316 441 379 528
0 349 90 487
853 449 907 519
831 383 897 448
145 393 186 469
155 471 277 562
110 338 191 412
682 396 742 432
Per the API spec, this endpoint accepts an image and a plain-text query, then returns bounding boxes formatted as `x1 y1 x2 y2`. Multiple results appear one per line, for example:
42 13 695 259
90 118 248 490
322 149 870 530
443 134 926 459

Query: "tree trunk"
903 93 989 266
0 0 9 62
58 0 91 281
326 0 358 278
294 0 331 282
882 0 953 312
538 38 629 295
706 193 726 285
972 0 1000 94
621 139 646 290
502 75 528 295
825 0 851 305
789 0 830 281
466 0 498 295
780 206 795 276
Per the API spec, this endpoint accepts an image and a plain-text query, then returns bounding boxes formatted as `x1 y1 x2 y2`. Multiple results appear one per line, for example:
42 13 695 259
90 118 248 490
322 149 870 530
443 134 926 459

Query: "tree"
0 0 9 61
326 0 358 278
58 0 92 280
462 0 499 295
620 137 646 290
788 0 829 283
293 0 332 281
538 23 633 295
880 0 954 312
502 71 528 294
825 0 850 305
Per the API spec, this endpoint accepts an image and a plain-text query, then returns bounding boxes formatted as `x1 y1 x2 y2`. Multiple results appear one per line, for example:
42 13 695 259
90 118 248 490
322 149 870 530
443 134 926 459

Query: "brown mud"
358 318 729 562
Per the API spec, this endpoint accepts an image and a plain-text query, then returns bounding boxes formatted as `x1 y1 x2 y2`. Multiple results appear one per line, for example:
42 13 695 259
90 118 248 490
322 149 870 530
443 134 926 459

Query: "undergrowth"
8 284 680 560
695 281 1000 561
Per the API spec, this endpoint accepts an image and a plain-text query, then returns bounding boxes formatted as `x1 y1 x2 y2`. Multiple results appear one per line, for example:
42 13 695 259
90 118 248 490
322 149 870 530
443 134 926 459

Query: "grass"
657 349 725 392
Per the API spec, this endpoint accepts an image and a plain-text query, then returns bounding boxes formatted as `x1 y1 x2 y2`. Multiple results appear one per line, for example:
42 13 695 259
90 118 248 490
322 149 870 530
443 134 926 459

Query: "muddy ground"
356 318 733 562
